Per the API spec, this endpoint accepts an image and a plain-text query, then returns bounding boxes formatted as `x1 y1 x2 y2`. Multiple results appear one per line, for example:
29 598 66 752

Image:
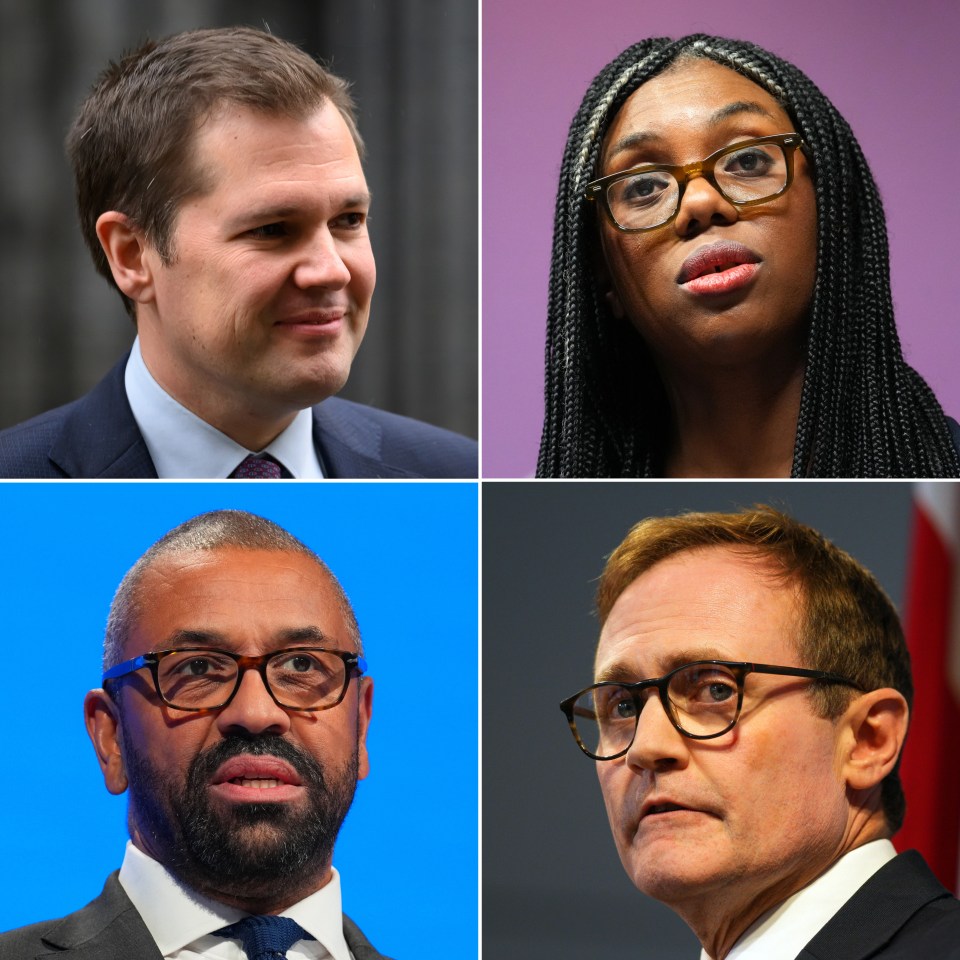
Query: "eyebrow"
595 646 736 683
342 191 373 209
157 626 331 651
276 626 332 645
228 192 373 230
605 100 779 162
159 629 227 649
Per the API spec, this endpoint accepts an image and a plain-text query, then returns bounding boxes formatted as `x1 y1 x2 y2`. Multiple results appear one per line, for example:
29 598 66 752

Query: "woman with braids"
537 35 960 478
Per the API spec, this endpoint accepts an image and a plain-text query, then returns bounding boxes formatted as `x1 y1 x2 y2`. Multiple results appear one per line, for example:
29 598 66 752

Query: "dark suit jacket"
0 356 476 479
0 872 393 960
794 850 960 959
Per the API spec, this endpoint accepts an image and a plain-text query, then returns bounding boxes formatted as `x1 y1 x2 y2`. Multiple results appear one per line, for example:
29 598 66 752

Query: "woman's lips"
682 262 760 295
676 241 762 297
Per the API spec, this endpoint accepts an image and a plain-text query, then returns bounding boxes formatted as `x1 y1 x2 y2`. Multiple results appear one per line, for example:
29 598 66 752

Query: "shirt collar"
124 337 324 479
700 839 897 960
117 841 352 960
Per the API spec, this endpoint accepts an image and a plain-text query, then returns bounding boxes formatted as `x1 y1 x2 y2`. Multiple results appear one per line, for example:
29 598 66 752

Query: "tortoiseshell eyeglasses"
560 659 862 760
102 647 366 712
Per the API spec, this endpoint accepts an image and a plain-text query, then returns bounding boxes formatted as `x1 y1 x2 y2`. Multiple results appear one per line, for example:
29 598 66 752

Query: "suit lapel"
37 873 162 960
793 851 953 959
45 354 432 479
47 355 158 478
312 403 420 479
32 873 389 960
343 913 392 960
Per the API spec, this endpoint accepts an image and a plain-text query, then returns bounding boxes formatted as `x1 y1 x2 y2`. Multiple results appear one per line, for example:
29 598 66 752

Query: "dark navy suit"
0 872 393 960
794 851 960 959
0 357 477 479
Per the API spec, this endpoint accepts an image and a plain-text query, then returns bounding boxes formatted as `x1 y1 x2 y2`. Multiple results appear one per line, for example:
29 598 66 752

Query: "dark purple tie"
229 454 284 479
214 915 315 958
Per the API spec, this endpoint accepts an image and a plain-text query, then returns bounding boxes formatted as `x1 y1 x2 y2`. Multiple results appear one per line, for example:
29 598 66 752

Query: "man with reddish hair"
561 506 960 959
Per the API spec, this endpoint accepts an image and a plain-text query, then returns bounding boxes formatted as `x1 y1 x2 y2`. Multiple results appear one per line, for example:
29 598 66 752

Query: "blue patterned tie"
214 915 316 958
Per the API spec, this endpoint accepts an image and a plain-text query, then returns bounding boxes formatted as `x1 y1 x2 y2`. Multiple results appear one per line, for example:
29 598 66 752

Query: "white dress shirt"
699 839 897 960
117 842 354 960
124 337 324 478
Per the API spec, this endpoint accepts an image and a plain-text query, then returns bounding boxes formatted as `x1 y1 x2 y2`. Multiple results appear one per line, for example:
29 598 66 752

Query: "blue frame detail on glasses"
102 654 151 683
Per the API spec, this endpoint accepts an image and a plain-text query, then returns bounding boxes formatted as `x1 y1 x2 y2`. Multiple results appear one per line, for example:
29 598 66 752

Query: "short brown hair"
66 26 363 318
597 505 913 833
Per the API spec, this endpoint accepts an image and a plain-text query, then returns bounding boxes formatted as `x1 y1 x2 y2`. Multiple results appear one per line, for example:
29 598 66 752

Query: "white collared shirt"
124 337 324 479
117 842 354 960
699 839 897 960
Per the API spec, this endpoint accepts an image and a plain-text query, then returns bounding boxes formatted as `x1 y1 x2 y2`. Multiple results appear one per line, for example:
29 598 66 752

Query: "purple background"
482 1 960 476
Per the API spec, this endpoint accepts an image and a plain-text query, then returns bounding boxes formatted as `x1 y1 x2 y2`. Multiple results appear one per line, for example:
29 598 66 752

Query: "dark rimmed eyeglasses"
560 659 862 761
585 133 806 232
102 647 367 713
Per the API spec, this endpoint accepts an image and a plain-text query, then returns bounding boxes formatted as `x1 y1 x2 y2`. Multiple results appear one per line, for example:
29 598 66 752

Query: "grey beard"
122 731 358 903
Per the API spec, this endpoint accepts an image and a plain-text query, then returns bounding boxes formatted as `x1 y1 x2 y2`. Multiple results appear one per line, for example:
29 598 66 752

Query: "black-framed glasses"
586 133 806 232
102 647 367 713
560 659 862 761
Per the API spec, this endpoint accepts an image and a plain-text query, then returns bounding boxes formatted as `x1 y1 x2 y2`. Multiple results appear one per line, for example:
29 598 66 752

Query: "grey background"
483 480 914 959
0 0 477 438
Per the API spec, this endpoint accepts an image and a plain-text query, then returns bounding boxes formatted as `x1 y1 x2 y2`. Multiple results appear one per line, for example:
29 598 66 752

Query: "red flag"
897 482 960 893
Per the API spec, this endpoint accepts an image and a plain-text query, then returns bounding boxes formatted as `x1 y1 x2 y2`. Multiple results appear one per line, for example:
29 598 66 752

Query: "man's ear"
95 212 157 305
356 676 373 781
841 688 909 794
84 688 129 796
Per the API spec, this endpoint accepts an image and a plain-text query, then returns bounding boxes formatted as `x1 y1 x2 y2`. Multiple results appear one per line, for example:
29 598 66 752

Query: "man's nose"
215 669 292 738
624 691 688 773
292 229 352 289
672 175 739 237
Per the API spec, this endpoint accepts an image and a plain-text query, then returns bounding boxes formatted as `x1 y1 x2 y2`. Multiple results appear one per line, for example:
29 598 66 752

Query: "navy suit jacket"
0 872 393 960
0 356 477 479
794 850 960 959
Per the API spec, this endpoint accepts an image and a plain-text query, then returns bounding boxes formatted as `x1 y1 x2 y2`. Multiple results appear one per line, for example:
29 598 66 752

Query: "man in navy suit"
0 510 393 958
560 506 960 959
0 27 475 479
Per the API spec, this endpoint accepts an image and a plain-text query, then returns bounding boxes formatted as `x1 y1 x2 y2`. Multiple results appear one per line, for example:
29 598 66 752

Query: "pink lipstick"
677 241 762 296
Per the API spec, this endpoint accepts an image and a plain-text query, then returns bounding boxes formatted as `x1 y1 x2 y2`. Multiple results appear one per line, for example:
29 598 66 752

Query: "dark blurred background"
483 481 914 959
0 0 477 438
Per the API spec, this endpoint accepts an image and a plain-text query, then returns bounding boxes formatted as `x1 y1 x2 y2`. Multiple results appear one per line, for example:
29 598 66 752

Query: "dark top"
0 354 477 479
795 850 960 959
0 872 394 960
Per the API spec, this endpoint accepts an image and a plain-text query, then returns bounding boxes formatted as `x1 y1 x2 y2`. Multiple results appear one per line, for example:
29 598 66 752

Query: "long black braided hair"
536 35 960 478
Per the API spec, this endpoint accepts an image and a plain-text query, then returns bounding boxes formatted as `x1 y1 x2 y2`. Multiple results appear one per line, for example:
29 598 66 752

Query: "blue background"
0 481 478 958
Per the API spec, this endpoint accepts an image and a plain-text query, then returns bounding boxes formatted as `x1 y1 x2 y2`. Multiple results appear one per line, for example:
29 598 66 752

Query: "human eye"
270 651 341 699
617 170 673 207
173 653 232 677
683 666 738 704
271 650 342 683
182 657 214 677
613 695 638 719
720 145 778 178
247 222 289 239
595 685 639 721
276 651 326 674
331 210 368 230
